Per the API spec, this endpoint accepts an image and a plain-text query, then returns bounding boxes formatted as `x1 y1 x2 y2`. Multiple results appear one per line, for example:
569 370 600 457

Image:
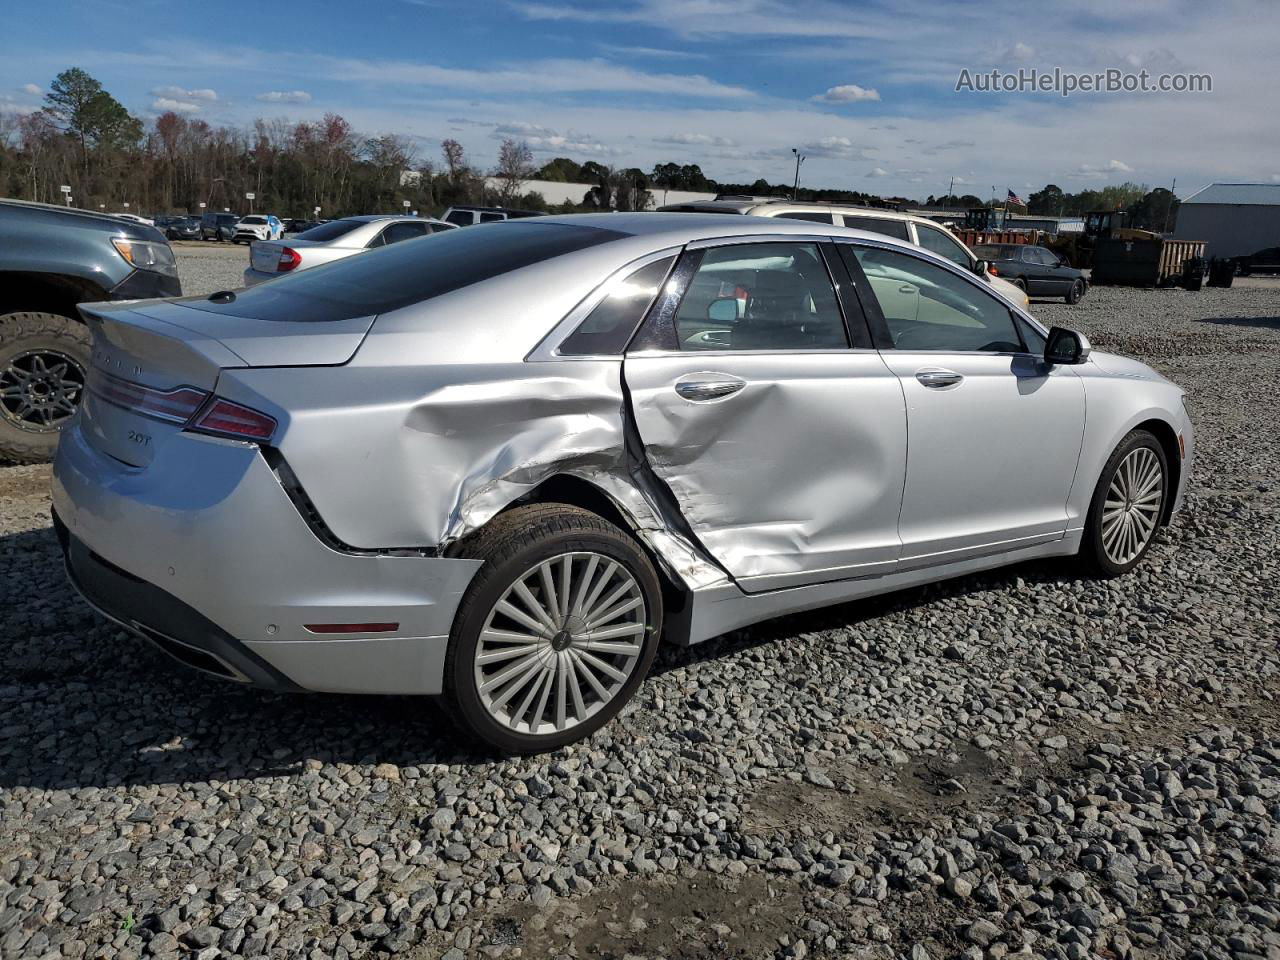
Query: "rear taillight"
988 265 999 275
90 370 208 424
277 247 302 272
88 370 276 443
189 398 277 441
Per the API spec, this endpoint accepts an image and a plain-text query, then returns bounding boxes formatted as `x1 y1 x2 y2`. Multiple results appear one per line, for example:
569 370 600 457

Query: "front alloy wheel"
1084 430 1168 575
446 504 663 753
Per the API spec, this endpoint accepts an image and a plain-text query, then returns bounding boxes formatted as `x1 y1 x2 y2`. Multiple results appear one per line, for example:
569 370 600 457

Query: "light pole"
791 148 806 200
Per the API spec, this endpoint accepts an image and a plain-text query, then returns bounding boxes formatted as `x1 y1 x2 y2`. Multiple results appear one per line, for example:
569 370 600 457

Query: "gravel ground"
171 242 251 297
1 280 1278 960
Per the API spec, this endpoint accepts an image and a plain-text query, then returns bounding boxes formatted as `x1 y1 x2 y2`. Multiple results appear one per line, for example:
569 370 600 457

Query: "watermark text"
956 67 1212 97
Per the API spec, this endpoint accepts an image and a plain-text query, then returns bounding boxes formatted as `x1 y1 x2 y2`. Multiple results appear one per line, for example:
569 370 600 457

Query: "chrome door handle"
915 369 963 389
674 375 746 402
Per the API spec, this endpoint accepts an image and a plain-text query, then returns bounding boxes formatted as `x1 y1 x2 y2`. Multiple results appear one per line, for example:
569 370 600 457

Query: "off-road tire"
1081 429 1168 577
444 503 663 754
0 312 91 464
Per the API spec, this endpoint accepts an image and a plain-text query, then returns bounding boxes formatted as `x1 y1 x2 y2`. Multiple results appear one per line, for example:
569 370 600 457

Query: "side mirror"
972 259 990 276
706 297 739 325
1045 326 1091 365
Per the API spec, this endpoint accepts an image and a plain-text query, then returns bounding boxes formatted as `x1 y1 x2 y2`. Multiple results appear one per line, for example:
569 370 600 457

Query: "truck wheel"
444 504 664 754
0 312 91 464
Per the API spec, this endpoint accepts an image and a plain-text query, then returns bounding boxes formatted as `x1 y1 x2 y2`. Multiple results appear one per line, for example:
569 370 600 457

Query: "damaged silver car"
53 214 1194 752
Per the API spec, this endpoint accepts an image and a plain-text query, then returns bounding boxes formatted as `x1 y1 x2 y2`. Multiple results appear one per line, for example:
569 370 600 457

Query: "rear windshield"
186 222 626 323
294 219 364 242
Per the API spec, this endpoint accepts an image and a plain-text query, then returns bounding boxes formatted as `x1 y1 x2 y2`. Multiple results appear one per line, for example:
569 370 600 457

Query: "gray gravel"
171 242 249 298
2 280 1278 960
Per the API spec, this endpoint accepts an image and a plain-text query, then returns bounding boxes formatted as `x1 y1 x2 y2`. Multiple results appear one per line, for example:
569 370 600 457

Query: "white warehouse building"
1174 182 1280 259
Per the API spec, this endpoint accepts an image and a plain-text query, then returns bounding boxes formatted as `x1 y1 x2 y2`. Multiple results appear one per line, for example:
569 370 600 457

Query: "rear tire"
0 312 91 464
1081 429 1168 577
444 504 663 754
1066 279 1085 304
1013 278 1027 292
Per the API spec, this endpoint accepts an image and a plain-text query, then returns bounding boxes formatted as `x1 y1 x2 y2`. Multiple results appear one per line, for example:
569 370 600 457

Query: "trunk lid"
78 299 374 467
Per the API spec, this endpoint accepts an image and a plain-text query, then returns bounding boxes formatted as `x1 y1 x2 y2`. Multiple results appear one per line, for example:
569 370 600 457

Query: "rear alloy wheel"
1066 279 1085 304
0 312 91 463
445 504 663 753
1083 430 1167 576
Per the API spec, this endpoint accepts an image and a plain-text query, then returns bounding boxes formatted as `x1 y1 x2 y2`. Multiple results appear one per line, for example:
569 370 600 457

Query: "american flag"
1007 189 1025 206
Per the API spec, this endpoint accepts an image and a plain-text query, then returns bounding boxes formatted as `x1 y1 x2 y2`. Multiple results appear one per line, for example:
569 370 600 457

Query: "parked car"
442 205 546 227
1235 246 1280 276
159 216 201 241
112 212 155 227
234 215 284 244
971 243 1089 303
200 212 239 242
242 215 456 286
658 198 1032 309
53 214 1192 752
0 199 180 462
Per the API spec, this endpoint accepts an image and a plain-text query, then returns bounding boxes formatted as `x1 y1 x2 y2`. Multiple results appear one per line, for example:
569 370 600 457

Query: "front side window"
444 210 473 226
843 215 911 241
914 225 972 268
775 211 834 224
559 256 676 355
848 246 1024 353
672 243 848 352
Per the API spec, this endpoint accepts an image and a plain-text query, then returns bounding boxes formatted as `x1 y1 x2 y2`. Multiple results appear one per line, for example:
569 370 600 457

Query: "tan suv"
657 198 1031 308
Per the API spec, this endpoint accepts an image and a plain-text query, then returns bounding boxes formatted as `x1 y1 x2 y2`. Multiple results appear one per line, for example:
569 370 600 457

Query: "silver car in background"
53 214 1193 752
243 214 456 286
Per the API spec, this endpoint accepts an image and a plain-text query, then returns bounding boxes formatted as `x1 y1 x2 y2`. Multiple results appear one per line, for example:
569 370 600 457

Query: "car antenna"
207 290 236 303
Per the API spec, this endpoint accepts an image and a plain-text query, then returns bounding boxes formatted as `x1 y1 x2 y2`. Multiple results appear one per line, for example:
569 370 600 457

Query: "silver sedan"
242 214 456 286
53 214 1193 752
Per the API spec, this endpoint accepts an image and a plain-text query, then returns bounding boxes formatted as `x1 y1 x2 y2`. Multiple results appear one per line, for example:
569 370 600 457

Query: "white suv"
658 198 1031 308
233 215 283 244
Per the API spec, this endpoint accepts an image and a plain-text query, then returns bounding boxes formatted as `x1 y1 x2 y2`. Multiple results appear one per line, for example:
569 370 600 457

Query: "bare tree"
441 138 464 183
494 138 535 204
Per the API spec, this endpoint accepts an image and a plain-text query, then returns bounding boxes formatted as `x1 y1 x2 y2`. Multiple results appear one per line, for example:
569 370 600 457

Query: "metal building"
1174 183 1280 259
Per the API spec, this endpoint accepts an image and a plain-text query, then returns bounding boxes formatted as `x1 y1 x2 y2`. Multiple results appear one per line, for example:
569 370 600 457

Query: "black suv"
200 212 239 241
0 200 182 462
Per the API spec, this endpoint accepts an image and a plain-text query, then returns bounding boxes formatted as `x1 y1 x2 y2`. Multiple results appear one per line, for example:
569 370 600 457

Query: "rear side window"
445 210 473 226
480 212 505 223
559 256 676 356
841 215 910 241
185 222 626 323
295 219 363 242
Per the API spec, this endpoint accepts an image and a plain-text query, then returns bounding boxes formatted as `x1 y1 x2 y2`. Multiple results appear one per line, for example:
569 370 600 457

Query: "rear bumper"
52 423 481 694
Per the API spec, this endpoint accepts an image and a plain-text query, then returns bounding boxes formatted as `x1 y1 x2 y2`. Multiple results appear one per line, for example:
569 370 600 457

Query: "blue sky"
2 0 1276 199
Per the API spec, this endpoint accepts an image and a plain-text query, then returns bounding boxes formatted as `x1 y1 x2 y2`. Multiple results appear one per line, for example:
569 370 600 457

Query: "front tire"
0 312 91 464
444 504 663 753
1081 430 1168 576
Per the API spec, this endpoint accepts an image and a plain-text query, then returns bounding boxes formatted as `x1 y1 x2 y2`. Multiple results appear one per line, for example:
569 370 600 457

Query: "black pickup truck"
0 200 182 462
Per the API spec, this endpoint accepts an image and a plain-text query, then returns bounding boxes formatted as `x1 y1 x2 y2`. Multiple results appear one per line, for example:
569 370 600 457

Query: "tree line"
0 67 1180 230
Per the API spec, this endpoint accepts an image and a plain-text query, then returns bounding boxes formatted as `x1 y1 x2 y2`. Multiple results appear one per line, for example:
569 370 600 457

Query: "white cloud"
151 97 201 114
814 83 881 103
1001 42 1035 62
151 85 217 101
256 90 313 103
330 56 752 99
21 83 42 96
654 132 738 147
1077 159 1134 175
867 167 889 177
492 121 619 156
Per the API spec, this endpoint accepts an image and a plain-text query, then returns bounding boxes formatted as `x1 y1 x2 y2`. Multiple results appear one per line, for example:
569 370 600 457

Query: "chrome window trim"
526 246 683 362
